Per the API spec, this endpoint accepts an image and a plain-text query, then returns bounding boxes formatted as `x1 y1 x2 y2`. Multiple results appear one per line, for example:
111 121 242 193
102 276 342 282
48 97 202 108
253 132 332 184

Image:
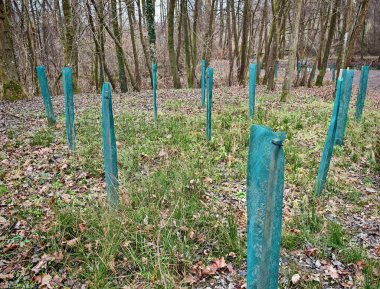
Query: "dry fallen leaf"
326 265 339 279
41 274 52 286
374 244 380 257
341 281 354 288
109 257 116 273
158 149 168 158
0 273 14 280
0 216 8 224
4 243 18 252
61 193 71 204
66 238 79 247
182 274 198 285
291 273 301 284
78 223 87 232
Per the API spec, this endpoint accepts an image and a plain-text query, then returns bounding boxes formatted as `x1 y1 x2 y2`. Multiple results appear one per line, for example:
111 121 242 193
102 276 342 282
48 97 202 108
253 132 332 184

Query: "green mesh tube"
62 67 76 151
201 60 206 108
331 63 335 82
355 66 370 121
206 67 214 142
248 63 257 118
246 125 286 289
152 63 158 125
315 78 343 196
102 83 119 208
335 69 354 146
36 66 56 124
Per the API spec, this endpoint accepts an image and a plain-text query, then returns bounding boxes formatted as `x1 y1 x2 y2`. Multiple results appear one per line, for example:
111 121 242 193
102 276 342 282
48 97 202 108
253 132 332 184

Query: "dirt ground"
0 74 379 288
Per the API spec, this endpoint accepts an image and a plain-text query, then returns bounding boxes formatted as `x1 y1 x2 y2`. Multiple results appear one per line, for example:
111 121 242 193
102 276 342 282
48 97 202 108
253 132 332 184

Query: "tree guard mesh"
246 125 286 289
316 78 343 196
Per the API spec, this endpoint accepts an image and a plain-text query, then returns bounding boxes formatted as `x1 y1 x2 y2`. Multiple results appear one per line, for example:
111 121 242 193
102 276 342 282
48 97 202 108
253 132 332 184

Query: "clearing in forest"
0 83 379 288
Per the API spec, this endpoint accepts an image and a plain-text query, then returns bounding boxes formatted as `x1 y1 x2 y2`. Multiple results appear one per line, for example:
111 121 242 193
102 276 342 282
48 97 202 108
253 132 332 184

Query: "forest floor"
0 76 380 289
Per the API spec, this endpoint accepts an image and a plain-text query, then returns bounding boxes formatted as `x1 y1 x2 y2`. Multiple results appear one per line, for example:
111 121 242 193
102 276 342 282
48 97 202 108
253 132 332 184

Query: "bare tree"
281 0 303 101
0 0 27 100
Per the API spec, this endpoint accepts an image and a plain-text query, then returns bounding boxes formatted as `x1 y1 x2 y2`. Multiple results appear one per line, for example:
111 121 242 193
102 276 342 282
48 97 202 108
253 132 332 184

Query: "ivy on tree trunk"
145 0 157 64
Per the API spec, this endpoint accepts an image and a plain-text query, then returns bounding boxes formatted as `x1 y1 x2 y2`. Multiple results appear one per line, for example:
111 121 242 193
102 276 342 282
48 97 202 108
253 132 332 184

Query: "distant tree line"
0 0 376 100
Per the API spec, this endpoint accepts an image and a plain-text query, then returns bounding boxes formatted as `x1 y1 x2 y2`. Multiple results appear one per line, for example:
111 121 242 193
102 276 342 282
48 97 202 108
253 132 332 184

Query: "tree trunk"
316 4 330 70
226 0 234 86
278 2 287 59
0 0 27 100
203 0 217 65
61 0 78 91
136 0 152 83
126 0 142 91
191 0 199 86
86 1 102 89
167 0 181 88
256 0 268 83
219 0 224 48
335 0 346 77
90 0 137 90
145 0 157 64
176 1 182 68
22 0 38 96
308 2 325 87
112 0 128 92
262 16 274 85
315 0 339 87
280 0 303 101
230 0 239 64
266 0 281 91
181 0 193 87
360 21 366 60
237 0 249 85
344 0 371 67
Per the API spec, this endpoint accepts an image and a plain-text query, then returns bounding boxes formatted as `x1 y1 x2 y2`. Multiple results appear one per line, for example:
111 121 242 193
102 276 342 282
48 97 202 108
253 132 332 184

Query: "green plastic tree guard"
201 60 206 108
205 65 209 104
335 69 354 145
355 66 370 121
62 67 75 150
296 60 301 80
274 62 278 79
101 82 119 208
259 62 262 78
331 63 335 82
152 63 158 125
338 69 347 99
311 68 316 81
206 67 214 142
246 125 286 289
315 78 343 196
36 66 56 124
248 63 257 118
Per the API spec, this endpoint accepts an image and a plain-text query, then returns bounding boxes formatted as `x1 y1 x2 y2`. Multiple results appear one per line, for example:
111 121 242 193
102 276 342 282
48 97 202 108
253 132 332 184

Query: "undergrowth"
45 91 380 288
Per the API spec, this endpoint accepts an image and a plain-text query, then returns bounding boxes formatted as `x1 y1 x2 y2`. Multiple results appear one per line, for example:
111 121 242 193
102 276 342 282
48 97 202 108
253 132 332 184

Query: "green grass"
41 91 380 287
0 181 8 197
340 247 365 264
50 107 247 287
363 260 380 289
326 221 346 249
30 128 54 147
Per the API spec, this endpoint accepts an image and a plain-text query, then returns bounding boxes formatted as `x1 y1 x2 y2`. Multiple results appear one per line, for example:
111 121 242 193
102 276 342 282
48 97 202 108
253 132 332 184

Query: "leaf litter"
0 83 379 288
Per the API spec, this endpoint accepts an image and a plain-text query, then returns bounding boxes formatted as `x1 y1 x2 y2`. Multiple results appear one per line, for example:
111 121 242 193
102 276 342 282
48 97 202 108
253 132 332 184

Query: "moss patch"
2 80 28 101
